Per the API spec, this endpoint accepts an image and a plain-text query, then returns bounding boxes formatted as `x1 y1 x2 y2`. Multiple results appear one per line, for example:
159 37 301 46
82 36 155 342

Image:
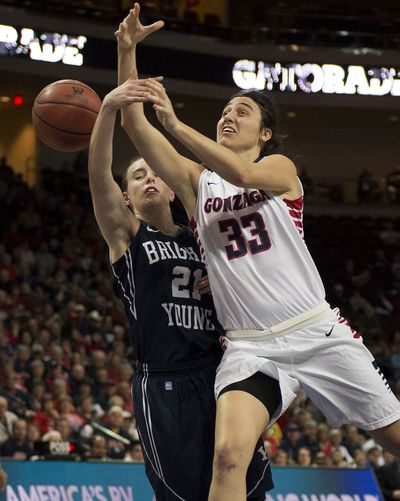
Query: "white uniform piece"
193 169 325 329
192 168 400 430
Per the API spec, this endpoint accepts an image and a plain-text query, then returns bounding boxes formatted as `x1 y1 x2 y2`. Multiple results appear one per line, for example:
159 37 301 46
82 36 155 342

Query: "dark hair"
121 157 142 192
229 89 286 156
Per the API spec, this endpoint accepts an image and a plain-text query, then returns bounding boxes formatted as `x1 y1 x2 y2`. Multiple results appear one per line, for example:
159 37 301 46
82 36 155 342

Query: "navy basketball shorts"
132 357 273 501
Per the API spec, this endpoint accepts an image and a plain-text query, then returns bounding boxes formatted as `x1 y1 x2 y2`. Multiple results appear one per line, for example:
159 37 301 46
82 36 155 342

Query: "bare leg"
208 391 269 501
369 419 400 457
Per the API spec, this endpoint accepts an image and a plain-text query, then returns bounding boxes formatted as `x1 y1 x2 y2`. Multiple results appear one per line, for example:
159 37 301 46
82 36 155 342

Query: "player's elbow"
230 169 254 188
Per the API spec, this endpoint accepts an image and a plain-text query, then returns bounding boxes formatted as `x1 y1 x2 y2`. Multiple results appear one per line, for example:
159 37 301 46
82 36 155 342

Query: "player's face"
217 97 266 153
126 161 174 210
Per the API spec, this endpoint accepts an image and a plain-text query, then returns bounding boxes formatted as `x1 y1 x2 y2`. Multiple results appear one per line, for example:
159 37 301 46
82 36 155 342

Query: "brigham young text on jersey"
111 222 222 365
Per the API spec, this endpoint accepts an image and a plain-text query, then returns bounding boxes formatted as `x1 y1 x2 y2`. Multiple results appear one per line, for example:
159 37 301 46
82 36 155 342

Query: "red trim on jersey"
283 196 304 211
283 196 304 237
190 217 207 264
333 308 362 339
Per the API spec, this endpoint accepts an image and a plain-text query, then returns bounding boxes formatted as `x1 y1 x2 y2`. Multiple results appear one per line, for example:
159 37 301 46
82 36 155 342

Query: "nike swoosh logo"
325 325 334 337
207 181 219 185
146 226 160 233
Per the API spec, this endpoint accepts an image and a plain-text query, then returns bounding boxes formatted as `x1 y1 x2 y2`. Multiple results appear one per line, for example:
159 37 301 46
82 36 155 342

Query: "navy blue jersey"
111 221 222 366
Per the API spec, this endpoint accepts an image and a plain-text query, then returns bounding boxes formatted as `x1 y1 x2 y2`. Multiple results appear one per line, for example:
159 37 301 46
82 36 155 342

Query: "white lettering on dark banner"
233 59 400 96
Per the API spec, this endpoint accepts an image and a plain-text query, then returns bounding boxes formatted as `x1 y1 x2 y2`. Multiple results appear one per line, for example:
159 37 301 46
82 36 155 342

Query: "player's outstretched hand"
115 2 164 49
195 275 211 295
102 76 162 111
143 79 179 133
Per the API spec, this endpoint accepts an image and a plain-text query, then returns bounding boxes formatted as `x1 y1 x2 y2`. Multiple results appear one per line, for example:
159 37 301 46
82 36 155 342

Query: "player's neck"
137 211 181 237
233 145 262 163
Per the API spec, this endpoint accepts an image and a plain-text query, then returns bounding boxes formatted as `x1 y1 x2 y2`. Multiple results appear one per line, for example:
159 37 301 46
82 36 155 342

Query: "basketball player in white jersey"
116 4 400 500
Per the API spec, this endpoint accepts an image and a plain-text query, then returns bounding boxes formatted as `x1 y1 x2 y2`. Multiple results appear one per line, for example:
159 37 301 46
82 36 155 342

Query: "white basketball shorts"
215 308 400 431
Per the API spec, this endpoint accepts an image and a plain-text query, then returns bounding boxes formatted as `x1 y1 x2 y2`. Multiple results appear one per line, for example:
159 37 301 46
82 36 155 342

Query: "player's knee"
213 440 250 479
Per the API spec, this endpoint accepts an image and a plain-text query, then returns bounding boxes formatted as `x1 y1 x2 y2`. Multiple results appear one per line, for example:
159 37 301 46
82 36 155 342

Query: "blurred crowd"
297 164 400 204
0 157 399 497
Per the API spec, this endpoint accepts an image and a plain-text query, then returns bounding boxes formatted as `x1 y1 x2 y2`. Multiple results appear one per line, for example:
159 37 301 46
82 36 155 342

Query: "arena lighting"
232 60 400 96
12 94 23 106
0 24 87 66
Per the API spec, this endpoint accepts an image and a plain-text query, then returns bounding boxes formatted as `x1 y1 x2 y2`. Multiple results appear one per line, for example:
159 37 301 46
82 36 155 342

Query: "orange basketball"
32 80 102 152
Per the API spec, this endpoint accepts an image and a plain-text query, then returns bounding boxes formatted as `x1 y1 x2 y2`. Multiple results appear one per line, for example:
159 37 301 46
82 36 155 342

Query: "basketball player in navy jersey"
88 65 273 500
116 4 400 501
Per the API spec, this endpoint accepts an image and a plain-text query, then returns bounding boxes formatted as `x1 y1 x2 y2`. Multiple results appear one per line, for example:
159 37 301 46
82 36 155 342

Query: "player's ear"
123 191 131 206
261 128 272 144
169 190 175 203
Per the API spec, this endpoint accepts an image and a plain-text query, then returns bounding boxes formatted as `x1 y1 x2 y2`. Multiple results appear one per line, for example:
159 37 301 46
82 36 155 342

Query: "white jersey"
192 168 326 330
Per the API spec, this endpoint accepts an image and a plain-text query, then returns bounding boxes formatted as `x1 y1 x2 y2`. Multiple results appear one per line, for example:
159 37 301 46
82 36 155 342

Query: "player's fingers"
127 8 137 23
196 280 211 293
145 20 165 34
146 93 164 106
145 79 167 96
195 276 207 287
114 23 124 35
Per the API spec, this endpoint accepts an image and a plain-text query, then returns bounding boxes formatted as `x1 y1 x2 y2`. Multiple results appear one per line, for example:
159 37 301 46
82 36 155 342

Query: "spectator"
27 359 46 392
0 418 32 459
317 423 333 457
329 429 353 464
75 380 94 408
297 419 320 457
366 445 384 472
34 397 59 435
279 423 302 464
296 446 313 467
103 406 131 460
68 363 87 398
125 440 144 462
88 350 107 378
27 422 41 452
58 397 84 431
312 451 330 467
84 434 109 461
353 448 368 468
273 449 289 466
54 417 74 442
13 344 31 377
30 381 46 411
92 368 112 409
376 453 400 501
0 396 17 444
330 447 351 468
342 424 364 456
1 372 30 413
41 430 62 442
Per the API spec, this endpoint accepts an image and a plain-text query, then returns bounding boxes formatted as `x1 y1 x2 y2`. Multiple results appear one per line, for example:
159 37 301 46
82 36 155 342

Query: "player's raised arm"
88 80 142 261
144 79 300 197
116 3 202 217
